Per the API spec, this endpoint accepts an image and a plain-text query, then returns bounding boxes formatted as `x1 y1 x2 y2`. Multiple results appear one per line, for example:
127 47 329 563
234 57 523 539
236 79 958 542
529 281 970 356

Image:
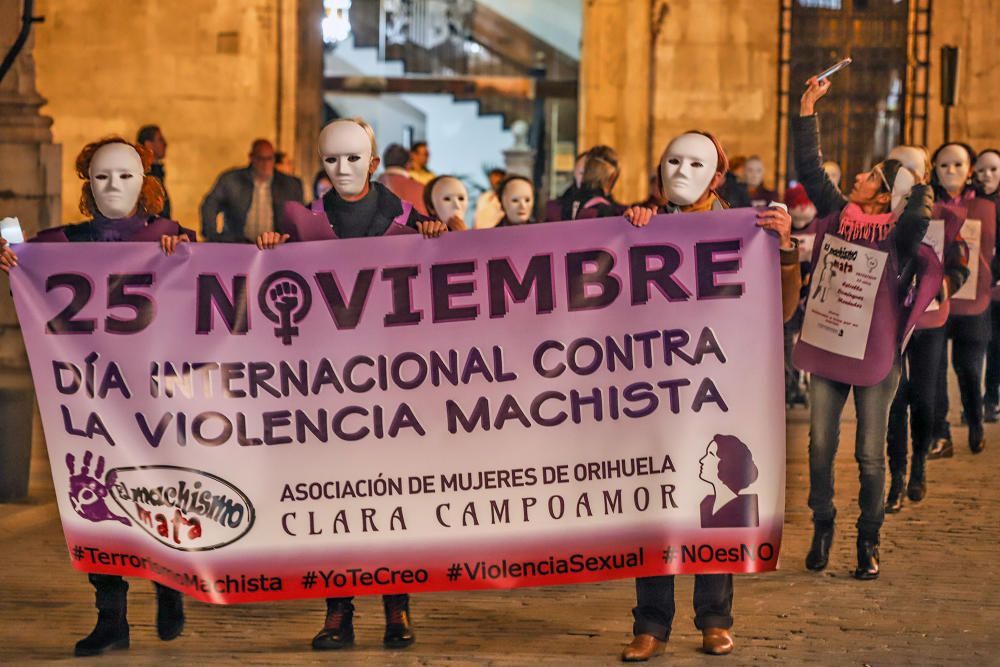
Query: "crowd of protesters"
1 74 998 662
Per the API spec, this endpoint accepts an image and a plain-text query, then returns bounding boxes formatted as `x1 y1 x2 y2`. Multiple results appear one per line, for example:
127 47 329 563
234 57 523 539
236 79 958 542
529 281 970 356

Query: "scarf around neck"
91 213 148 242
836 203 895 244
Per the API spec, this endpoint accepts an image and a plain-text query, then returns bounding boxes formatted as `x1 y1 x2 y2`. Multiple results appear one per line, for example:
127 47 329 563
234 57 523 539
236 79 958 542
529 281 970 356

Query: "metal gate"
775 0 929 191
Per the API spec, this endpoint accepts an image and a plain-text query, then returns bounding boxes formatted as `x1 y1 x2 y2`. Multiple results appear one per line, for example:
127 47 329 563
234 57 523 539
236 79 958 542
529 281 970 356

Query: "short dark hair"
411 141 428 153
488 167 506 178
383 143 411 168
137 125 160 145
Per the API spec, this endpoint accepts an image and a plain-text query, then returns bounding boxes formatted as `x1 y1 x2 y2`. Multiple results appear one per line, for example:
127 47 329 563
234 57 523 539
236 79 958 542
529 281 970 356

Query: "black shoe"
312 604 355 650
805 517 835 571
155 586 185 641
985 402 999 423
907 459 926 502
886 473 905 513
383 595 415 649
853 533 880 580
927 437 954 460
970 423 986 454
74 611 130 657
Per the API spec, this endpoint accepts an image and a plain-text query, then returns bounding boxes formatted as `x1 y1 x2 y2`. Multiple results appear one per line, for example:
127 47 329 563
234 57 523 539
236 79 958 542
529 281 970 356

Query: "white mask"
975 151 1000 196
660 133 719 206
501 179 534 224
888 146 927 181
822 161 842 187
934 143 972 195
89 143 144 219
744 158 765 189
574 155 587 188
319 121 374 197
431 177 469 222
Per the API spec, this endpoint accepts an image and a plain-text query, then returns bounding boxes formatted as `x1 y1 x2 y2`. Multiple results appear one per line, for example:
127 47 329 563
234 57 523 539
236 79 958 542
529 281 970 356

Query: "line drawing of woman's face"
698 440 721 487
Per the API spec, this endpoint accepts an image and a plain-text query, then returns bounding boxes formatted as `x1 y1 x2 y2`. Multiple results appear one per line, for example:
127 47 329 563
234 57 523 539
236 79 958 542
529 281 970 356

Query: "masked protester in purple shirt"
0 137 194 657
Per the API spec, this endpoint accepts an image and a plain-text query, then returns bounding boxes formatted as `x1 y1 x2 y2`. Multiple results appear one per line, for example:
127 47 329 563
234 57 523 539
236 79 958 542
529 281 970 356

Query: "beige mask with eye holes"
89 143 144 219
319 121 374 198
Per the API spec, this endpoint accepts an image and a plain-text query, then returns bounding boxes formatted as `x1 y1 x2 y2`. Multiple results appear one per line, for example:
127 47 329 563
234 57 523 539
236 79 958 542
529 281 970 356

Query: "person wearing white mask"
975 149 1000 422
256 120 446 654
424 175 470 231
258 118 446 248
927 142 998 459
883 145 970 512
0 137 194 656
496 175 535 226
620 131 799 662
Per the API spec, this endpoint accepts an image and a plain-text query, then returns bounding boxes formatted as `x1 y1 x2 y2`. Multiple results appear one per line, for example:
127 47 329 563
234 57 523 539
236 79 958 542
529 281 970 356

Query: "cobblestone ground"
0 406 997 666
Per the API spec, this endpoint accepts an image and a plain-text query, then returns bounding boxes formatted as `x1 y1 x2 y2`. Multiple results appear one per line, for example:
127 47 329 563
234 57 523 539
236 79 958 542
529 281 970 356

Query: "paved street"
0 406 997 666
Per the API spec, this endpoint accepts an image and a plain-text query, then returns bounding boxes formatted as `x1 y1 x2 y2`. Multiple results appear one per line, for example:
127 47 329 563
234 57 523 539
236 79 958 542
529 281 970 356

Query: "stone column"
0 0 60 499
579 0 652 205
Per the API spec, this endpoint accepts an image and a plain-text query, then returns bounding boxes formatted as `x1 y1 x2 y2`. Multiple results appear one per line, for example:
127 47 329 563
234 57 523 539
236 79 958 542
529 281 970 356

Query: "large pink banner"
11 210 785 603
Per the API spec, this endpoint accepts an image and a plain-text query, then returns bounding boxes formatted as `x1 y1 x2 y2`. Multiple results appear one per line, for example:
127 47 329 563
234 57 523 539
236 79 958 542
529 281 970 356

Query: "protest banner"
10 210 785 603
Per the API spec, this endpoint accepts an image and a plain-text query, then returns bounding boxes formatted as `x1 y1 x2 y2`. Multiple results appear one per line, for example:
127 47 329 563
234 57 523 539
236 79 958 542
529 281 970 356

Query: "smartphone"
0 217 24 245
814 58 852 83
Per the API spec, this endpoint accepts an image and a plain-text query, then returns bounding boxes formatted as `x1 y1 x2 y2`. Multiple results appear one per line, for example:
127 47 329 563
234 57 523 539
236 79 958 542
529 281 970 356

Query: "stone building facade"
580 0 1000 204
31 0 324 231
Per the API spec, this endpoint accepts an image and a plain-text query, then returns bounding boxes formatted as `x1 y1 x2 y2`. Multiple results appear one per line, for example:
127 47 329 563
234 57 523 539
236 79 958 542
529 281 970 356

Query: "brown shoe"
621 633 666 661
702 627 734 655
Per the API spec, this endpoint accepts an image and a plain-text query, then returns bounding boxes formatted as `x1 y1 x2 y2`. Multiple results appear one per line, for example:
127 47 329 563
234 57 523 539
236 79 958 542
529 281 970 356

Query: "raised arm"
792 77 848 219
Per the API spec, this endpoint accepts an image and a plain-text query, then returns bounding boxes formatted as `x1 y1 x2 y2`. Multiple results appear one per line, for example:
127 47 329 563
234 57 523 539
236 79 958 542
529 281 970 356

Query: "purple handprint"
66 450 130 526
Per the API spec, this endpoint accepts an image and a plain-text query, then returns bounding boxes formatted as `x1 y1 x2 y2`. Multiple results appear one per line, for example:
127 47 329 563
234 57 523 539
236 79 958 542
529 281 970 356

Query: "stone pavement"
0 406 997 666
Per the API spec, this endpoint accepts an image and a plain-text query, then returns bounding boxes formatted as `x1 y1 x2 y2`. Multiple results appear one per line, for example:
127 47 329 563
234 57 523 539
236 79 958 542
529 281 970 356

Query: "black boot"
886 472 905 513
853 532 880 580
76 575 129 656
155 584 185 641
927 437 954 459
985 401 999 423
383 594 415 649
312 599 355 650
907 457 927 502
969 423 986 454
805 516 835 571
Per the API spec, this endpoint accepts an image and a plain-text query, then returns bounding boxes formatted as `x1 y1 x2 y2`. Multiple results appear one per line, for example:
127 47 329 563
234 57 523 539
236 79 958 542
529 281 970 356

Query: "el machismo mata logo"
65 450 255 551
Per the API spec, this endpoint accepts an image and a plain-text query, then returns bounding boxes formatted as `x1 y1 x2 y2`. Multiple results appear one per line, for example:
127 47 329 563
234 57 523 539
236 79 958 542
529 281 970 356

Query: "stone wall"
927 0 1000 152
32 0 323 232
580 0 779 204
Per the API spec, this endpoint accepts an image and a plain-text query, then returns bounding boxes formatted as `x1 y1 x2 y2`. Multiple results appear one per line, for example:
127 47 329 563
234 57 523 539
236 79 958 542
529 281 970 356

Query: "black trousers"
887 328 945 475
632 574 733 641
934 336 988 437
89 574 175 613
327 594 408 613
985 302 1000 405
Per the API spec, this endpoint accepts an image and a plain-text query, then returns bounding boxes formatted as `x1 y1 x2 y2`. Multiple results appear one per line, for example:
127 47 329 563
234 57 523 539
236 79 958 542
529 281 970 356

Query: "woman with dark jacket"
927 143 998 458
619 130 798 662
1 137 193 657
792 77 933 581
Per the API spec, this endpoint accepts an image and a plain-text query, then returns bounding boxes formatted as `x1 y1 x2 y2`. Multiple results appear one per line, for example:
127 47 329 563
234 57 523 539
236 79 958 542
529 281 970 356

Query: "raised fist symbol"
66 451 130 526
271 281 300 315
